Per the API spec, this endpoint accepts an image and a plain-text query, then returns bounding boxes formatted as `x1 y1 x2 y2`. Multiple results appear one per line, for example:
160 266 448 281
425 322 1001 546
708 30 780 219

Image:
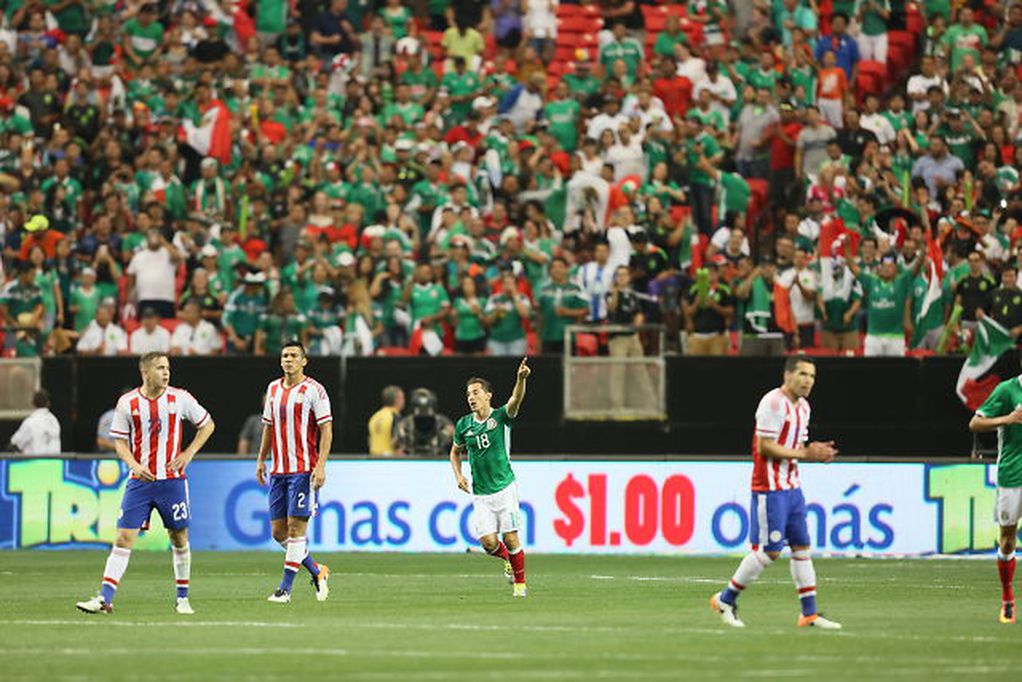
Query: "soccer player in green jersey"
450 358 531 597
970 380 1022 623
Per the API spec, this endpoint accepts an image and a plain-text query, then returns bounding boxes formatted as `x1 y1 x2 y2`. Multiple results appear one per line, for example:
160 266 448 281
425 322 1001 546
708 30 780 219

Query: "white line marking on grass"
3 620 303 628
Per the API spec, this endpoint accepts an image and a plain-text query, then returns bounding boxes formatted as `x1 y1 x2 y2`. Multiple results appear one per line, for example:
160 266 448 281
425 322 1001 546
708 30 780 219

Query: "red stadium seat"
556 4 582 18
377 347 412 357
557 16 603 34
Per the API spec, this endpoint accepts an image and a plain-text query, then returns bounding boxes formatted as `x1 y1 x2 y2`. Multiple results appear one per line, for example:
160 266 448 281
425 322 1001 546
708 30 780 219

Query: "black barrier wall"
0 356 976 456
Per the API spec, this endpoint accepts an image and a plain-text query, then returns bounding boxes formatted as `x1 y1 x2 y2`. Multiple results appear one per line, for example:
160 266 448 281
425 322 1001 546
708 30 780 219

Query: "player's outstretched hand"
255 461 267 486
456 474 471 493
517 357 531 381
805 441 838 463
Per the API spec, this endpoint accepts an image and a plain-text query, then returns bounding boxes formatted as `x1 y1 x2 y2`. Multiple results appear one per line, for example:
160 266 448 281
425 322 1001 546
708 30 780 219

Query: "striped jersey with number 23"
454 405 515 495
751 387 809 492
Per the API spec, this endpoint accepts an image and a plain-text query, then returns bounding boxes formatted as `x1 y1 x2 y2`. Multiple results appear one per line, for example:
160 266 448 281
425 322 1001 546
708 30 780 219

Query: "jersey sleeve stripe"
194 411 210 428
315 415 332 424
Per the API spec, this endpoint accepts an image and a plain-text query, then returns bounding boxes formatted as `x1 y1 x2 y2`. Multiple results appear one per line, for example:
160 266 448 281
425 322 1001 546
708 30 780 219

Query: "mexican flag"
957 316 1016 410
181 99 232 165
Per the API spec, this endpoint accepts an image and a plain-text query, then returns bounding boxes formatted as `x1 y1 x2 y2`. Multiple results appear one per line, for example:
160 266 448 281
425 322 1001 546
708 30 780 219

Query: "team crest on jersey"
486 418 497 430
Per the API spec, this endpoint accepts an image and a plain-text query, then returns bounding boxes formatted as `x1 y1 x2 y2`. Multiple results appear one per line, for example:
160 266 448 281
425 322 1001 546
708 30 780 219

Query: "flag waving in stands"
958 316 1017 410
181 95 231 165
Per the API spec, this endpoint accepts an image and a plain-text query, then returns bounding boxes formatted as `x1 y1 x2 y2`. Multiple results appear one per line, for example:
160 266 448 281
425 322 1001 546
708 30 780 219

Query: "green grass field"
0 551 1012 680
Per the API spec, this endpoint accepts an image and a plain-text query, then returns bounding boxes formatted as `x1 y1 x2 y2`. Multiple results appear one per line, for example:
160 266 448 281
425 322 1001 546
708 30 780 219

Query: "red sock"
487 542 510 562
999 556 1016 603
509 548 525 584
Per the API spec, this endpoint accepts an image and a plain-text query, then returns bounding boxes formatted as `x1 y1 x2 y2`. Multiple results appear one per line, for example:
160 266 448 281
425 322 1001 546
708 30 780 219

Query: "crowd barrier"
0 458 998 555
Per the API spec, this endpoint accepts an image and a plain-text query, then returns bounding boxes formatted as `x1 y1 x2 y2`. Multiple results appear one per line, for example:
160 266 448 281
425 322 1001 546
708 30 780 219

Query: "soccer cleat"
76 595 112 614
311 563 330 602
512 583 528 598
267 589 291 604
1000 601 1016 624
175 597 194 615
710 593 745 628
503 560 513 584
798 613 842 629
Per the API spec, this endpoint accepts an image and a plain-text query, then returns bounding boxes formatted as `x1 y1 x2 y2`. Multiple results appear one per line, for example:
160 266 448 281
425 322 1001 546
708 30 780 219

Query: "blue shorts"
119 478 190 531
749 489 810 552
268 473 316 520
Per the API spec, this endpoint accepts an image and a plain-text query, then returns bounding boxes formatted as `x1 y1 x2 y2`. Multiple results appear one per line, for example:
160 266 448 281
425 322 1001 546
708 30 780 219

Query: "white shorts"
864 335 906 357
473 483 522 538
995 487 1022 526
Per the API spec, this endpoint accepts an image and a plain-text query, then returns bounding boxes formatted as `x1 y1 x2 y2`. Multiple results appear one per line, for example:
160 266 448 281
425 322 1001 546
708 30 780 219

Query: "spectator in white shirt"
777 248 819 349
129 307 171 354
707 224 751 258
171 298 222 356
9 390 61 455
127 229 182 319
605 124 646 181
77 298 129 356
577 239 616 322
693 62 738 125
906 56 946 114
586 95 628 142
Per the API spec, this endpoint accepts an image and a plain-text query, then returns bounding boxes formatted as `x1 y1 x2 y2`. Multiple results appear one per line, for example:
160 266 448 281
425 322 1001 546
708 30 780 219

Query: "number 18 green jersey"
976 376 1022 487
454 405 515 495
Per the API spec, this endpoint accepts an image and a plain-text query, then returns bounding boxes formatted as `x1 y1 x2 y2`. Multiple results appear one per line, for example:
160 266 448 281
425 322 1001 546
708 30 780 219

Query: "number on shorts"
476 434 490 450
172 502 189 521
297 492 306 508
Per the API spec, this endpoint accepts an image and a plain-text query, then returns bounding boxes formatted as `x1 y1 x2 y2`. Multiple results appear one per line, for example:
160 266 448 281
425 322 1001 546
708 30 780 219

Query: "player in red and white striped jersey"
710 356 842 630
76 352 215 616
256 341 333 603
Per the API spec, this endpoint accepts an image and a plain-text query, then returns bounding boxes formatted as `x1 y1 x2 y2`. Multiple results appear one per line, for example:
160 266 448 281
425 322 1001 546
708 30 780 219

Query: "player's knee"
168 529 189 548
114 529 137 549
287 518 307 537
502 532 521 552
479 535 499 553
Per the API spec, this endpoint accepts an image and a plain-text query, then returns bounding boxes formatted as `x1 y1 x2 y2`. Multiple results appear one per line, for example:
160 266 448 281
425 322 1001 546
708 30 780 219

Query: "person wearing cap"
844 246 926 357
562 52 601 102
129 306 172 354
683 262 734 355
76 297 129 356
223 271 269 354
18 214 65 261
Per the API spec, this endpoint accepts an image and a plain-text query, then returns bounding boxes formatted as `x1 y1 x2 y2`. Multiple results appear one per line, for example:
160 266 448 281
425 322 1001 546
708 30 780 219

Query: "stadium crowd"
0 0 1021 358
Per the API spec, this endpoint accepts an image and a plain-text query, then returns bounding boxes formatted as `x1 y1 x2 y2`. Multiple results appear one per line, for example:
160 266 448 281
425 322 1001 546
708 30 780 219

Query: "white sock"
998 549 1015 562
172 544 191 596
728 550 773 595
101 547 131 599
285 537 305 570
279 538 309 562
790 549 816 598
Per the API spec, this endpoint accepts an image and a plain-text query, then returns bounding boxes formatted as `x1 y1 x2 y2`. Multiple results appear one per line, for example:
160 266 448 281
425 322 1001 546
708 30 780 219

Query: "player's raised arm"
506 358 531 418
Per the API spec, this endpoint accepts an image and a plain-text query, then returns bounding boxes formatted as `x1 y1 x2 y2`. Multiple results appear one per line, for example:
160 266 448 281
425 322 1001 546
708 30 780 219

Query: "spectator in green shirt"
654 14 688 58
255 288 309 356
224 272 270 354
537 256 588 354
942 7 988 72
485 270 531 356
451 274 488 354
599 21 643 84
405 262 450 339
122 4 164 67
